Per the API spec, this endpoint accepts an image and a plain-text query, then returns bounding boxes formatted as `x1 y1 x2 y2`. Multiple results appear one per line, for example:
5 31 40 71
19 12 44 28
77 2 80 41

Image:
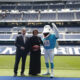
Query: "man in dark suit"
14 28 30 76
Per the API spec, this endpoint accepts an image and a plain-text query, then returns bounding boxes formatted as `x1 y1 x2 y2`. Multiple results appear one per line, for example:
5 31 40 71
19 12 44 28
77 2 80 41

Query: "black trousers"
14 52 27 74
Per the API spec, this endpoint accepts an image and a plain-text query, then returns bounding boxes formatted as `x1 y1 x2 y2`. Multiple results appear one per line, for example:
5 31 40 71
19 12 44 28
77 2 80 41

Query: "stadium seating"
49 4 64 10
2 13 22 20
0 3 80 11
58 12 74 20
0 0 80 56
0 34 11 39
0 32 80 40
65 34 80 39
0 11 80 21
16 5 32 10
40 13 56 20
12 34 17 39
23 13 38 20
33 4 48 10
76 12 80 20
66 3 80 9
58 27 80 32
0 27 12 32
0 26 80 33
0 5 15 10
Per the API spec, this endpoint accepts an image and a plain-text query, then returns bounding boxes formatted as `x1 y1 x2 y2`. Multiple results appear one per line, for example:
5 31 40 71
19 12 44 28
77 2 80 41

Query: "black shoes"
21 73 25 76
14 73 25 77
13 73 17 77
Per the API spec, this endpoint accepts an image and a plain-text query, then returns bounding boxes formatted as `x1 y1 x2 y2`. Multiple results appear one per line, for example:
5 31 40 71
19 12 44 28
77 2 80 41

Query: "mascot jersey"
43 34 57 49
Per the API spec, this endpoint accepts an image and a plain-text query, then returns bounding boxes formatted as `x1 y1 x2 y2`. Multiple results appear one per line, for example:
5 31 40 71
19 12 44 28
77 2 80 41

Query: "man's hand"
21 46 25 50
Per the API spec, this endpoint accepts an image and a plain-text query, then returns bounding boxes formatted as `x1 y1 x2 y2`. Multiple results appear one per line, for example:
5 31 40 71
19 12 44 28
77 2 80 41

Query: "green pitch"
0 55 80 77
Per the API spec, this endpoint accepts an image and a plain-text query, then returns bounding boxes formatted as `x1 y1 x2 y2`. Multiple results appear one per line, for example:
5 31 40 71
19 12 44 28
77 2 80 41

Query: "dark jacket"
29 36 43 52
15 35 30 55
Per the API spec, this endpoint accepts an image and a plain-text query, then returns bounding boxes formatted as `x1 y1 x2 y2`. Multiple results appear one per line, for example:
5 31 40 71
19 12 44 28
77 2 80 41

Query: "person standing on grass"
14 28 30 76
29 29 43 75
42 23 59 78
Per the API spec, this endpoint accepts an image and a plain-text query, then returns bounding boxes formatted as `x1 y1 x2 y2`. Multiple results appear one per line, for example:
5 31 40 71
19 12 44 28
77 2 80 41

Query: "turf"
0 55 80 77
0 55 80 70
0 69 80 77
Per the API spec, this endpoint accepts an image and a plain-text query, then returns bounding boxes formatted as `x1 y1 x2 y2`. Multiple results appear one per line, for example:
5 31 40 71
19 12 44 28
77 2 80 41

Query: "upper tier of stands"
0 0 80 2
0 3 80 11
0 11 80 21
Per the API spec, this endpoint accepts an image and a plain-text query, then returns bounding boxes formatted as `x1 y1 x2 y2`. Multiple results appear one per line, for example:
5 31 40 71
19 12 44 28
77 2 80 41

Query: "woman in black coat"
29 29 43 75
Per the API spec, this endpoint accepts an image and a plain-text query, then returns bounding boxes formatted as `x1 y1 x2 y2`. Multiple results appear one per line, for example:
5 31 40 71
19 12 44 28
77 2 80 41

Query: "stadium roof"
0 0 80 2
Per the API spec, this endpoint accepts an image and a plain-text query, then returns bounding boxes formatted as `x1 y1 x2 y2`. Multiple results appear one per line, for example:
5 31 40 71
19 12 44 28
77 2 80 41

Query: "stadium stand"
0 34 11 39
0 27 12 32
23 13 38 20
40 12 56 20
0 0 80 55
0 2 80 11
0 11 80 21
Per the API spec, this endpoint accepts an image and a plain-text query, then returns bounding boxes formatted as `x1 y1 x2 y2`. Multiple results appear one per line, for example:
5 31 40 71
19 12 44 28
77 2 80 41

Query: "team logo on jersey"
43 40 50 46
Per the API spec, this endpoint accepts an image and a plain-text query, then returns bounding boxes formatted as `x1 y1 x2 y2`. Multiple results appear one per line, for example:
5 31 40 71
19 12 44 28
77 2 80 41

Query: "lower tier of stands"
0 27 80 33
0 33 80 40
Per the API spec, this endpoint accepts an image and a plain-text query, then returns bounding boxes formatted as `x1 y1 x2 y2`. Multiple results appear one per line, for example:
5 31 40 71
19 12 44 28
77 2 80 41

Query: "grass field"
0 55 80 77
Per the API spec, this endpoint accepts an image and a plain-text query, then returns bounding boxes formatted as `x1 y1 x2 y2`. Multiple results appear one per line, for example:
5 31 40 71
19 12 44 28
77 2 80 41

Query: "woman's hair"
33 29 38 35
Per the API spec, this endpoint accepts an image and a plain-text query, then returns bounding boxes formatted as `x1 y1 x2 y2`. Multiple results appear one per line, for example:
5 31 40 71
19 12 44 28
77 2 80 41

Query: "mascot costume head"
43 25 53 38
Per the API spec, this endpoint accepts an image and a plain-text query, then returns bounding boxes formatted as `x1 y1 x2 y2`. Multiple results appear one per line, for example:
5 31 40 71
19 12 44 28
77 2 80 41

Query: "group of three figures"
14 23 59 78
